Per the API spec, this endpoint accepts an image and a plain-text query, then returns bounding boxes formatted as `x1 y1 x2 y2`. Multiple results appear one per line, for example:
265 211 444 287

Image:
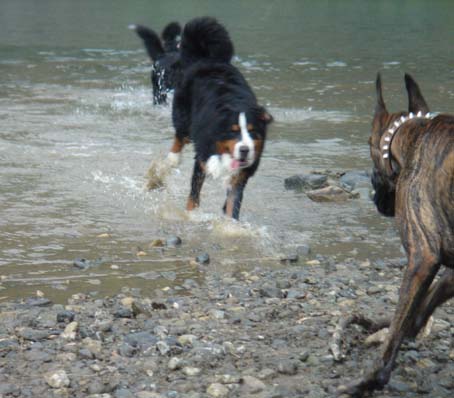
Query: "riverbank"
1 255 453 398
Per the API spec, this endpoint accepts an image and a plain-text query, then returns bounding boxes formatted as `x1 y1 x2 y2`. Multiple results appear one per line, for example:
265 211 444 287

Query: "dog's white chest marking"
206 154 233 180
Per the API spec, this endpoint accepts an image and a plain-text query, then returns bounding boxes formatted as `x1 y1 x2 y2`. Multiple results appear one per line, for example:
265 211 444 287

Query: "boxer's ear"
375 73 388 117
405 73 430 114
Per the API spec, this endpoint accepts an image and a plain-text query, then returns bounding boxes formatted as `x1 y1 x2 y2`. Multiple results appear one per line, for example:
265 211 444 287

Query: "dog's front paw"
166 152 181 168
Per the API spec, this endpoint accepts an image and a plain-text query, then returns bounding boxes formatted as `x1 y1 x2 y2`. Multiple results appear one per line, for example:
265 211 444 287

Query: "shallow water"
1 0 454 302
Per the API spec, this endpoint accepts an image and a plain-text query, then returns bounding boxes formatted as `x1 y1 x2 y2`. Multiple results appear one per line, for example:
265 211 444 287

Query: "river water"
1 0 453 302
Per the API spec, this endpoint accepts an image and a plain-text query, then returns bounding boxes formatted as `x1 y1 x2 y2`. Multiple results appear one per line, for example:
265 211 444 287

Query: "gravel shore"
1 255 453 398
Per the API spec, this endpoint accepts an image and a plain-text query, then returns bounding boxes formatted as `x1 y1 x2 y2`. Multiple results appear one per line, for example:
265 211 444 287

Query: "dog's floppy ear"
375 73 388 117
405 73 430 114
129 24 164 61
257 106 273 124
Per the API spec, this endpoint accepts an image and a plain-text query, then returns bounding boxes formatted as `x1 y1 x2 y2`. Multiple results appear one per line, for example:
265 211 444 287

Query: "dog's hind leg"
409 267 454 338
338 253 440 396
223 170 250 220
186 160 205 211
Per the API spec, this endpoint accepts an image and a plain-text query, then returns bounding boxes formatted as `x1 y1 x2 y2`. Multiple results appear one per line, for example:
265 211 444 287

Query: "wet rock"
73 258 105 270
257 368 276 380
57 310 76 323
166 236 182 247
168 357 183 370
0 383 20 396
241 375 266 394
259 285 284 299
18 328 58 341
156 340 171 355
364 328 388 346
61 321 78 340
339 170 371 191
149 239 165 247
207 383 229 397
123 331 158 352
195 253 210 265
296 244 311 256
25 297 52 307
284 174 328 191
177 334 197 346
307 185 359 202
113 307 134 319
73 258 91 269
25 348 52 362
114 389 135 398
161 271 177 281
182 366 201 376
279 253 299 264
0 338 19 355
44 369 70 388
117 343 137 357
286 289 306 299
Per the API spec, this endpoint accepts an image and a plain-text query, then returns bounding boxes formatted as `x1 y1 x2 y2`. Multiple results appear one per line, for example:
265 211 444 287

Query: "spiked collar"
382 111 435 173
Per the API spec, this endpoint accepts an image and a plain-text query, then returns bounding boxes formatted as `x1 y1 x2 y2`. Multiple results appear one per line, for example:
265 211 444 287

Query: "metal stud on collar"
382 112 434 159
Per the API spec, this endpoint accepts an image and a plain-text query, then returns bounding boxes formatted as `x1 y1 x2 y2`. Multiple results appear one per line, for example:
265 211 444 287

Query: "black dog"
164 17 272 220
129 22 181 105
338 74 454 396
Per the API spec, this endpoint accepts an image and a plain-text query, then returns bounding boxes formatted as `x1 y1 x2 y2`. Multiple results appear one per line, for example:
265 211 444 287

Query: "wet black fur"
130 22 182 105
173 17 269 164
172 17 272 219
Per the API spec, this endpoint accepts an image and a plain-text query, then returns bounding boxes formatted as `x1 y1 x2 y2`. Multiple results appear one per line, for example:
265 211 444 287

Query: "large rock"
306 186 359 202
339 170 371 191
284 174 328 191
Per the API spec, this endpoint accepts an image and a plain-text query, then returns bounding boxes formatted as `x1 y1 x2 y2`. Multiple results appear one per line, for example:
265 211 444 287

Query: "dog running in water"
338 74 454 396
162 17 272 220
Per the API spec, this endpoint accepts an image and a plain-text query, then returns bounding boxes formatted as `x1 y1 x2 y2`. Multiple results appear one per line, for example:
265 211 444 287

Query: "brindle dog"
338 74 454 396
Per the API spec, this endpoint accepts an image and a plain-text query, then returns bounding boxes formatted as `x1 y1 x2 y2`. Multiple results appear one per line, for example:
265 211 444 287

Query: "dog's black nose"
239 146 249 159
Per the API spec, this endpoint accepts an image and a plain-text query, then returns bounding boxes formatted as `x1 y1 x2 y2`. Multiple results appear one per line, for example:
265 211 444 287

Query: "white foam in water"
270 107 352 124
326 61 347 67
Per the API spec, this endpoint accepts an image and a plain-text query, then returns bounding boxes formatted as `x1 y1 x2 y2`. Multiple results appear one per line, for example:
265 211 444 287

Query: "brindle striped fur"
339 74 454 396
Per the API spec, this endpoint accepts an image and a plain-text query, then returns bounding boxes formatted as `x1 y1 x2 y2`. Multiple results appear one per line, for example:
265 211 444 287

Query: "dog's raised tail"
180 17 234 66
129 24 164 61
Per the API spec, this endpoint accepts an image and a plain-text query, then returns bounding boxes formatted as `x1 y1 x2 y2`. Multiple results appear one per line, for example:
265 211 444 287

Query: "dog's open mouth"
231 159 251 170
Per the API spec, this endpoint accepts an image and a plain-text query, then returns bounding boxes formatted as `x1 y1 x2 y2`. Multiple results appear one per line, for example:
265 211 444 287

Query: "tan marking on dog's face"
216 139 237 156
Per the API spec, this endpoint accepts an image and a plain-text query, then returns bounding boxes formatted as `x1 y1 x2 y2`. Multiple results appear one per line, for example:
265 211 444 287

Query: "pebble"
57 310 76 323
168 357 183 370
166 236 182 247
195 253 210 265
207 383 229 397
183 367 202 376
241 375 266 393
44 369 70 388
61 321 78 340
177 334 198 346
277 360 299 375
